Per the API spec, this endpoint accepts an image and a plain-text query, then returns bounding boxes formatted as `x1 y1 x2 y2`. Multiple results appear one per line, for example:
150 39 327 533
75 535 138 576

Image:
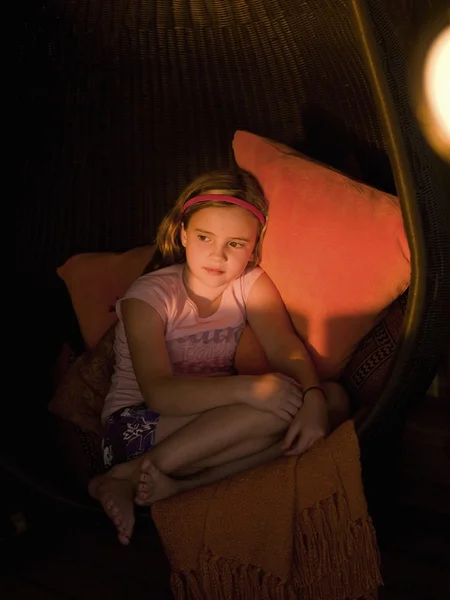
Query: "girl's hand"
282 389 329 455
247 373 303 423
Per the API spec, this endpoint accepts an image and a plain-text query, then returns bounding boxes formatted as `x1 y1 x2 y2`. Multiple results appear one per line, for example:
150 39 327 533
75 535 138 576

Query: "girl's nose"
210 244 227 261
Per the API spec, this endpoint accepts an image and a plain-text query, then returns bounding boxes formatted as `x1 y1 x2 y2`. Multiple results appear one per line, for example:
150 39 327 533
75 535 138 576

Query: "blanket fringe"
292 490 382 595
169 491 382 600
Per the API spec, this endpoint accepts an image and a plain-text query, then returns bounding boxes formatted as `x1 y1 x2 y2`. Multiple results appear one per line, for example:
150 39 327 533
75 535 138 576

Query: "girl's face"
181 205 259 289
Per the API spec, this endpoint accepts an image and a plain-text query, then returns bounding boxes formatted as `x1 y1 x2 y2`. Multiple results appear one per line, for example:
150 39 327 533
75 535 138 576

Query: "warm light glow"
422 25 450 160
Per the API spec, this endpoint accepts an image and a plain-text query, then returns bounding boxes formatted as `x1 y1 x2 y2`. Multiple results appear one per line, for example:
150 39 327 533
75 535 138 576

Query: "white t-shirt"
101 263 263 423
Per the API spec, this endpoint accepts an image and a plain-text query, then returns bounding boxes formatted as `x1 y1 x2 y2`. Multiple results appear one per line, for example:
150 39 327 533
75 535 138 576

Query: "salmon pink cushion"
57 245 156 349
233 130 410 380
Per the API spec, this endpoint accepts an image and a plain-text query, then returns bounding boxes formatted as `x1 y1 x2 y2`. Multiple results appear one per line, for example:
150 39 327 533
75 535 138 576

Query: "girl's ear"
180 223 187 247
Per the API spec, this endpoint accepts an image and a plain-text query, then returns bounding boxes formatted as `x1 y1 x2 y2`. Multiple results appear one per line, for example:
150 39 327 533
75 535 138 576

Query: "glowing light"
421 24 450 160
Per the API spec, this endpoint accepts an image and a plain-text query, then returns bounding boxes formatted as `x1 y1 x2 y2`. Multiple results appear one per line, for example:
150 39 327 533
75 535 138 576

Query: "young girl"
89 168 350 545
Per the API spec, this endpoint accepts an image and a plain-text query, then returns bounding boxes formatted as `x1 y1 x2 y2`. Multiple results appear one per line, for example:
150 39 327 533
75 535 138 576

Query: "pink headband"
182 195 266 226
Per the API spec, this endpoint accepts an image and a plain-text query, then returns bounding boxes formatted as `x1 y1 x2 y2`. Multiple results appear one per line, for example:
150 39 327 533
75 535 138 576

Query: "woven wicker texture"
18 0 390 273
17 0 450 443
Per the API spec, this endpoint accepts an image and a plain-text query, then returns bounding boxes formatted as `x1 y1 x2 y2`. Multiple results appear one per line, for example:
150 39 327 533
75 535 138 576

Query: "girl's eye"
229 241 245 249
198 235 209 242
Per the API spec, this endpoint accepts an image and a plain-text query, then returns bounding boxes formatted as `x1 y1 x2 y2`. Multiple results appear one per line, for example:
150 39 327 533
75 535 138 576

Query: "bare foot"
89 473 136 545
135 460 180 505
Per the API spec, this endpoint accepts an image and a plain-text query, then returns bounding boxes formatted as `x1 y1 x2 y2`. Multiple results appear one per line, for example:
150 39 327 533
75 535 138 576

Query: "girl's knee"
155 414 197 445
321 381 351 429
248 406 290 437
322 381 347 400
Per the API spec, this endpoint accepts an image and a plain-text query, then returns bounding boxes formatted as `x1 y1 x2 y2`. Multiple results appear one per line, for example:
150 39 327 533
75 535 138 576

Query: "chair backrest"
17 0 450 443
18 0 396 273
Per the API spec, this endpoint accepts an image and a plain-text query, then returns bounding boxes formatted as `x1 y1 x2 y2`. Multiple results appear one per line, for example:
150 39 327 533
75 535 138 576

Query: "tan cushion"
49 327 115 435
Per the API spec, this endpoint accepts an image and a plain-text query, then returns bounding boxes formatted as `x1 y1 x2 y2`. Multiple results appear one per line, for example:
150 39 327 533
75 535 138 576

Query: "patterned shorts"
101 404 160 468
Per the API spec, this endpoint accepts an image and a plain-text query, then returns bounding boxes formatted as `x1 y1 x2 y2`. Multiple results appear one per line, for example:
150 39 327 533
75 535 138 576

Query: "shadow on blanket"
151 420 382 600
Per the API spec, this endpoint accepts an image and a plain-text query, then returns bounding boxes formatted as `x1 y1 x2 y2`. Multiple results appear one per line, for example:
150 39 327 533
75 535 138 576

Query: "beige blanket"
151 420 382 599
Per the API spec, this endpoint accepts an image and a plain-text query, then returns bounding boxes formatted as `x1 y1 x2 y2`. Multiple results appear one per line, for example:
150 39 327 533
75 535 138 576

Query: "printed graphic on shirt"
167 324 245 375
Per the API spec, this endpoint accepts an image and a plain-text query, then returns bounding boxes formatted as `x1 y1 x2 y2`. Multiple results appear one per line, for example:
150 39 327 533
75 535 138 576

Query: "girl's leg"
90 381 350 544
171 434 281 476
151 381 350 476
322 381 352 430
89 403 287 544
150 404 287 474
88 405 160 546
137 382 351 504
125 403 287 478
137 440 284 504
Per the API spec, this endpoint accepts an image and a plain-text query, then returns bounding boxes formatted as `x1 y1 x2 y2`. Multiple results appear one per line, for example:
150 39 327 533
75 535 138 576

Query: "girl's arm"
122 298 248 416
246 272 321 390
246 272 329 455
122 298 302 420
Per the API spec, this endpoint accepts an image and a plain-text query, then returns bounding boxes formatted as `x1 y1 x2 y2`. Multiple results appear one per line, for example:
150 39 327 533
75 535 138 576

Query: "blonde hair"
156 168 268 267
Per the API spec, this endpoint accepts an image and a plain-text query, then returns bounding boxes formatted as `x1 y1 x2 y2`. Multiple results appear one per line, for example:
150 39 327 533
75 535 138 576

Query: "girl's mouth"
204 267 225 275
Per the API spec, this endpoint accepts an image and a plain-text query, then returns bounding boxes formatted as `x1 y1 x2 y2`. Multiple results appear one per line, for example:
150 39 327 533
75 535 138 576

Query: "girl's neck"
182 264 228 306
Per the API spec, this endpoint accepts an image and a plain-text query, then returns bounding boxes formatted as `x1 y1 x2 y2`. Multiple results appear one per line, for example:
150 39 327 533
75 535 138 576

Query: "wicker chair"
10 0 450 542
